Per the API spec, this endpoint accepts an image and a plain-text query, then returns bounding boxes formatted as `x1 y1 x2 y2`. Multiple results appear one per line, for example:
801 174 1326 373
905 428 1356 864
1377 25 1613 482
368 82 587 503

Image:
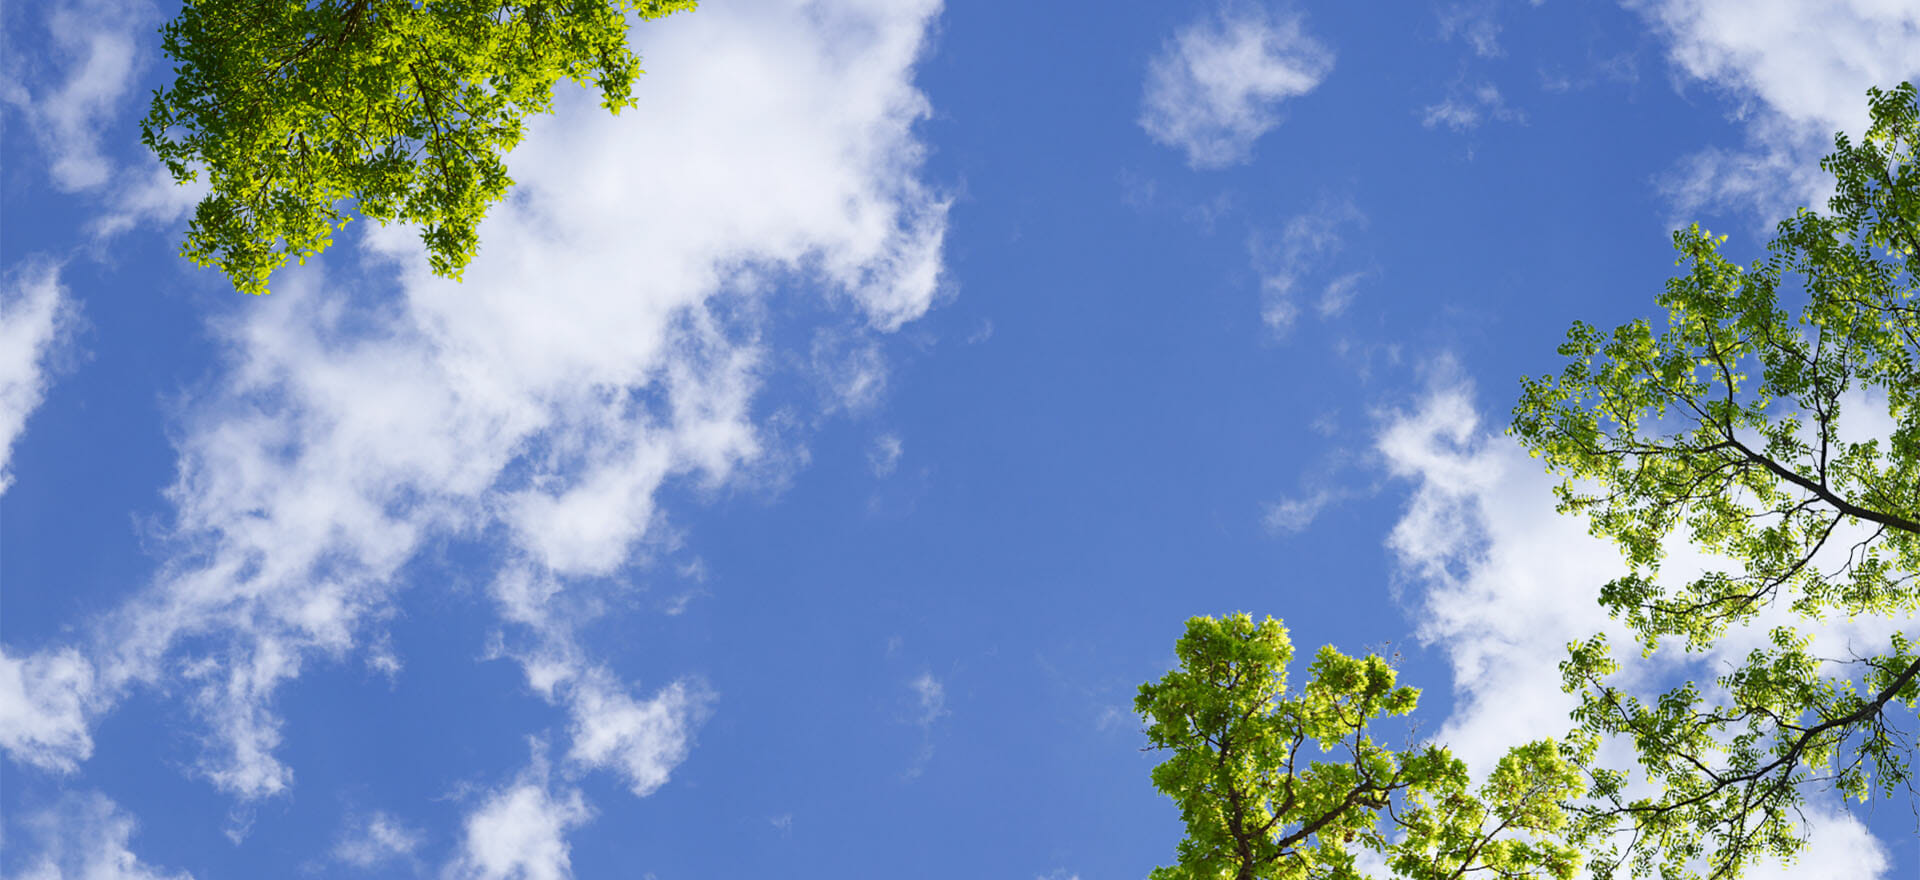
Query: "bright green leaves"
141 0 695 295
1513 83 1920 880
1387 741 1585 880
1138 614 1582 880
1140 83 1918 880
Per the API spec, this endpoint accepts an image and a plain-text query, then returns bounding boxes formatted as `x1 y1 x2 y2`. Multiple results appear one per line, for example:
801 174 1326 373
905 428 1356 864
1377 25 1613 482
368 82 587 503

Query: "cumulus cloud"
564 673 713 798
1375 370 1903 877
1629 0 1920 220
0 647 99 773
0 261 76 494
5 792 191 880
11 0 947 803
1139 5 1334 168
446 754 593 880
1740 805 1889 880
1376 379 1622 771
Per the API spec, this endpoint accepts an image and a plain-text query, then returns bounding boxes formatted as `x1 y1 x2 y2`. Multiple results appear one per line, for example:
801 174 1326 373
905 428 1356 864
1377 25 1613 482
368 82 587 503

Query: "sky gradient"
2 1 1917 878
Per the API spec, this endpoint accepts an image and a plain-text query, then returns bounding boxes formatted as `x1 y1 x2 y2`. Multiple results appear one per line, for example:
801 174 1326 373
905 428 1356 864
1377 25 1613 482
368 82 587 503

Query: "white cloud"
87 161 209 242
1629 0 1920 220
0 267 101 782
1739 804 1888 880
1316 270 1365 317
900 671 948 779
1 0 207 238
868 433 904 477
1376 379 1623 772
16 0 947 803
485 566 715 797
332 811 423 870
565 673 712 798
0 646 98 774
0 0 148 192
1139 5 1334 168
447 754 593 880
1420 82 1520 132
0 261 76 494
1248 199 1365 336
5 792 191 880
910 672 947 728
1375 369 1904 875
812 331 891 413
1262 489 1334 534
1438 2 1503 58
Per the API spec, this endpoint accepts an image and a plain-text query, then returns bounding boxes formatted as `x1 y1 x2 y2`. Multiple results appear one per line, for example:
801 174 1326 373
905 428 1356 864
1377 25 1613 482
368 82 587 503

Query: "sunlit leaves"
1514 82 1920 880
1138 614 1582 880
141 0 695 294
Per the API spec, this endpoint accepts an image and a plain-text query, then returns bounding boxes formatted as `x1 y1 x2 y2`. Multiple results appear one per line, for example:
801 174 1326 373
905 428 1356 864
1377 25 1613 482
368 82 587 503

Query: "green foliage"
1511 82 1920 880
1143 84 1917 880
1137 614 1583 880
141 0 695 295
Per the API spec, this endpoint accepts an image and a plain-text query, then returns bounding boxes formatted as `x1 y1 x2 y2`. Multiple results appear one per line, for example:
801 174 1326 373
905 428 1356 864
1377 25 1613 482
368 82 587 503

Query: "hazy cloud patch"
1140 5 1334 168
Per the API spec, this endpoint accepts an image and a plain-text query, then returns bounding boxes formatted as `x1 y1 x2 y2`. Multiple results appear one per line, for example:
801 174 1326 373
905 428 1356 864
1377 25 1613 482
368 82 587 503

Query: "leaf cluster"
142 0 694 294
1137 614 1583 880
1511 82 1920 880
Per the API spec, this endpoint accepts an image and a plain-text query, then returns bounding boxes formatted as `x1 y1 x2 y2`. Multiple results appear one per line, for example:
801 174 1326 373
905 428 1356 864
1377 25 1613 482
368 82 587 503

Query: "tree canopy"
1137 614 1583 880
141 0 695 295
1141 82 1918 880
1510 80 1919 880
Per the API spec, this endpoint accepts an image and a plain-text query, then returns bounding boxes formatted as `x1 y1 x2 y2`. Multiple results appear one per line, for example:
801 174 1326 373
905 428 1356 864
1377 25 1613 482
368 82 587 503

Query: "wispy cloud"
1262 489 1335 534
1317 269 1366 318
869 433 905 477
1248 198 1366 335
902 671 949 779
332 810 423 870
909 672 947 728
0 0 205 241
1420 81 1521 132
0 0 149 192
0 260 77 494
1140 5 1334 168
1437 2 1503 58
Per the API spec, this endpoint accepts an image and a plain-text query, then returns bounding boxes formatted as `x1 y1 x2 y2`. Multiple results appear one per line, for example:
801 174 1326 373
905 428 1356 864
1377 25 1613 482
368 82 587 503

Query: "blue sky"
1 1 1916 878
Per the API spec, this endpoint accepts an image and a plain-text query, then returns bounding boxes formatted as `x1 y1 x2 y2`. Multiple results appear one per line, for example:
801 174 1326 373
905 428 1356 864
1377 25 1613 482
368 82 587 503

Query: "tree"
1510 81 1919 880
140 0 695 295
1136 614 1583 880
1140 82 1918 880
